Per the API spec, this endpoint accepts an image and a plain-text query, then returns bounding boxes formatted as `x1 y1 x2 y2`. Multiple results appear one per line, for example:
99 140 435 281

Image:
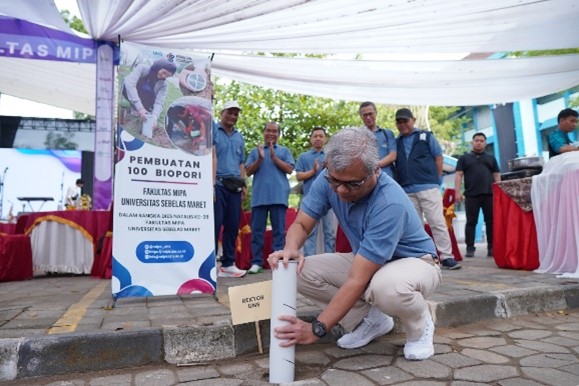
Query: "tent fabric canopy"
1 0 578 114
79 0 579 54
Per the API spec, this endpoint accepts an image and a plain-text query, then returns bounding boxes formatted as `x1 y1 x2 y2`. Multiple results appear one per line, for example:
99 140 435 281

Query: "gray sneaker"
337 306 394 349
441 258 461 270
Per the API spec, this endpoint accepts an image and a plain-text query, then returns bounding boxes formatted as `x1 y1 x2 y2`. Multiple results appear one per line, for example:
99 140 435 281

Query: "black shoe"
465 248 475 258
487 247 493 257
441 258 462 270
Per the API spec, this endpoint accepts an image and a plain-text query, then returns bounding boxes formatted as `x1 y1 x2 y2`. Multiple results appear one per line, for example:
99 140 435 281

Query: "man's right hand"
313 159 319 173
455 191 463 203
268 249 305 274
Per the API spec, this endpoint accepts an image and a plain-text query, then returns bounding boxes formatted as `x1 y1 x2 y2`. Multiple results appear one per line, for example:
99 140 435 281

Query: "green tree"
427 106 470 157
44 132 78 150
214 79 471 158
73 111 94 120
509 48 579 57
509 49 579 108
215 79 355 156
60 10 87 34
61 10 93 119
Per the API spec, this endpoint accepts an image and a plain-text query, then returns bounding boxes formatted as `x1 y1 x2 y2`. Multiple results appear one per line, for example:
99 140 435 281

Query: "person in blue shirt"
548 108 578 158
212 101 248 278
268 127 441 361
245 122 295 274
296 127 336 256
395 108 461 270
359 101 397 178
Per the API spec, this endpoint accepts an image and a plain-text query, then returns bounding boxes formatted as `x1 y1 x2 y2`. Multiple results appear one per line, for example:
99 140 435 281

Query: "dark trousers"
214 185 242 267
465 194 493 250
250 205 287 266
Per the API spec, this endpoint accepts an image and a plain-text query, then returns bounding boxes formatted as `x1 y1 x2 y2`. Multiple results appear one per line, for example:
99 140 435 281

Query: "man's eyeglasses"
325 173 371 190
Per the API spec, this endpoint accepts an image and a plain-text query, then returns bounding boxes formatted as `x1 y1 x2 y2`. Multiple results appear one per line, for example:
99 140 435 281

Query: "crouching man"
268 127 441 360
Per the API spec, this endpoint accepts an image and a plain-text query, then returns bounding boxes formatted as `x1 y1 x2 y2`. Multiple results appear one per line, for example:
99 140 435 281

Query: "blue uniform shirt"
373 127 397 178
213 122 245 178
548 129 572 154
295 149 326 196
301 170 436 264
399 128 443 193
246 144 295 207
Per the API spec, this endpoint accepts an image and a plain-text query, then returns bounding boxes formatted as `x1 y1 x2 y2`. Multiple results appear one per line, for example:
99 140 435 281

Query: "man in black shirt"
454 133 500 257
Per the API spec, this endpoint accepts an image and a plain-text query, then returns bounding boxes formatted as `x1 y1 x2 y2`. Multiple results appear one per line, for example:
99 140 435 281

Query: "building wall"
463 87 578 166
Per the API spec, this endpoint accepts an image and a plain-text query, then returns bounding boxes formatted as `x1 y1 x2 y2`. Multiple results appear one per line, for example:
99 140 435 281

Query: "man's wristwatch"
311 318 327 338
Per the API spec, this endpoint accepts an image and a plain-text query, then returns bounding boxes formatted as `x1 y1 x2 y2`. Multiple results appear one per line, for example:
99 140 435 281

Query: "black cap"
395 108 414 120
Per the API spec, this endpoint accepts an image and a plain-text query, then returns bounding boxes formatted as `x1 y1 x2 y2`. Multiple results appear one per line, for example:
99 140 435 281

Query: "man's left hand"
274 315 318 347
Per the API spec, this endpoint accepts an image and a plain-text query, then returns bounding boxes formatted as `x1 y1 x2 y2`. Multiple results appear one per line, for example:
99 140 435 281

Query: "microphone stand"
0 167 7 220
58 172 65 211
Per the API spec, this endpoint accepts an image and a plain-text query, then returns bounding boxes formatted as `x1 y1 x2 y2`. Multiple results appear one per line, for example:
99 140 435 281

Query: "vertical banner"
113 42 215 298
93 42 115 210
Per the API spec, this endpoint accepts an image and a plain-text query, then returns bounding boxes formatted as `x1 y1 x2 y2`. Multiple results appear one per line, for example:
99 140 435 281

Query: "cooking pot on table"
508 156 544 171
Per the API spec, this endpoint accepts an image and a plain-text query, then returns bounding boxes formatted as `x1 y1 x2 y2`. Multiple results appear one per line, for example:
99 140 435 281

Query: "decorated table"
24 210 111 274
0 234 33 281
0 223 16 235
493 178 539 270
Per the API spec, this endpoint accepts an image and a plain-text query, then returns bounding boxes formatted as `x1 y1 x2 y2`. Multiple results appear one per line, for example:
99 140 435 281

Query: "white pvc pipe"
269 260 298 384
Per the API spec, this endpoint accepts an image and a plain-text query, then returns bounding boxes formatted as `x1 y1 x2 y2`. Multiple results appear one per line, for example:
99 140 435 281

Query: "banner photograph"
112 42 215 298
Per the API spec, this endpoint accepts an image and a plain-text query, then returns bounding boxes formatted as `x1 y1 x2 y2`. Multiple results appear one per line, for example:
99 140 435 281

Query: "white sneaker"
218 265 247 278
248 264 263 274
404 312 435 360
337 306 394 349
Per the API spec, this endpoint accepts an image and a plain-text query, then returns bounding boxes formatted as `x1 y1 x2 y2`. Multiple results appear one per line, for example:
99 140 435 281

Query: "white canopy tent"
1 0 578 114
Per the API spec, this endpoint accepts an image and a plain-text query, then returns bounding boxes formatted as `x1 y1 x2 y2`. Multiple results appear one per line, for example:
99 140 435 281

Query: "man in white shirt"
66 179 84 209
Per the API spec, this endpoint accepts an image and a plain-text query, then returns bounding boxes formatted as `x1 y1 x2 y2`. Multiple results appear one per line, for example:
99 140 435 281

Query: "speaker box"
81 151 94 199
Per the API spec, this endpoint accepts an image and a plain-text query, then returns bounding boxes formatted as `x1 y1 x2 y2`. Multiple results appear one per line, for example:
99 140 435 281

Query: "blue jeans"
214 185 241 268
250 205 287 266
303 210 336 256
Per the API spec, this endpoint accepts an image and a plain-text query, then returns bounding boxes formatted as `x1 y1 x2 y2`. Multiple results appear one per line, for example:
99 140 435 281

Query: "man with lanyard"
296 127 336 256
268 127 441 360
212 100 247 278
395 108 461 270
359 101 397 178
548 108 579 158
455 133 501 257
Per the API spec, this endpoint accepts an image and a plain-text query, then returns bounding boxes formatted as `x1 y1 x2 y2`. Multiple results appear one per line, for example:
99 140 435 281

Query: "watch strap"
312 318 327 338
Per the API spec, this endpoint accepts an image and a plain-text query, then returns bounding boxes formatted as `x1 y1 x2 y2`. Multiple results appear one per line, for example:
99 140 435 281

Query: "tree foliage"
509 48 579 57
61 10 94 119
214 78 469 158
60 10 87 34
424 106 470 156
44 132 78 150
509 49 579 108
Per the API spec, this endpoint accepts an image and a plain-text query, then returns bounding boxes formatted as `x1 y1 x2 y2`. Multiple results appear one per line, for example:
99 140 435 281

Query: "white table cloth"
29 221 94 274
531 152 579 277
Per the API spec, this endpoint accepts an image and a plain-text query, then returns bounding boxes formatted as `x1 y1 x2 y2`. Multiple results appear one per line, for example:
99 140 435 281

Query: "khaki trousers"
407 188 454 260
298 253 441 340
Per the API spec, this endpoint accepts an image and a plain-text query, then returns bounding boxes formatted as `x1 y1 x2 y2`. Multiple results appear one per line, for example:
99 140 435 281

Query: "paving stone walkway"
4 309 579 385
